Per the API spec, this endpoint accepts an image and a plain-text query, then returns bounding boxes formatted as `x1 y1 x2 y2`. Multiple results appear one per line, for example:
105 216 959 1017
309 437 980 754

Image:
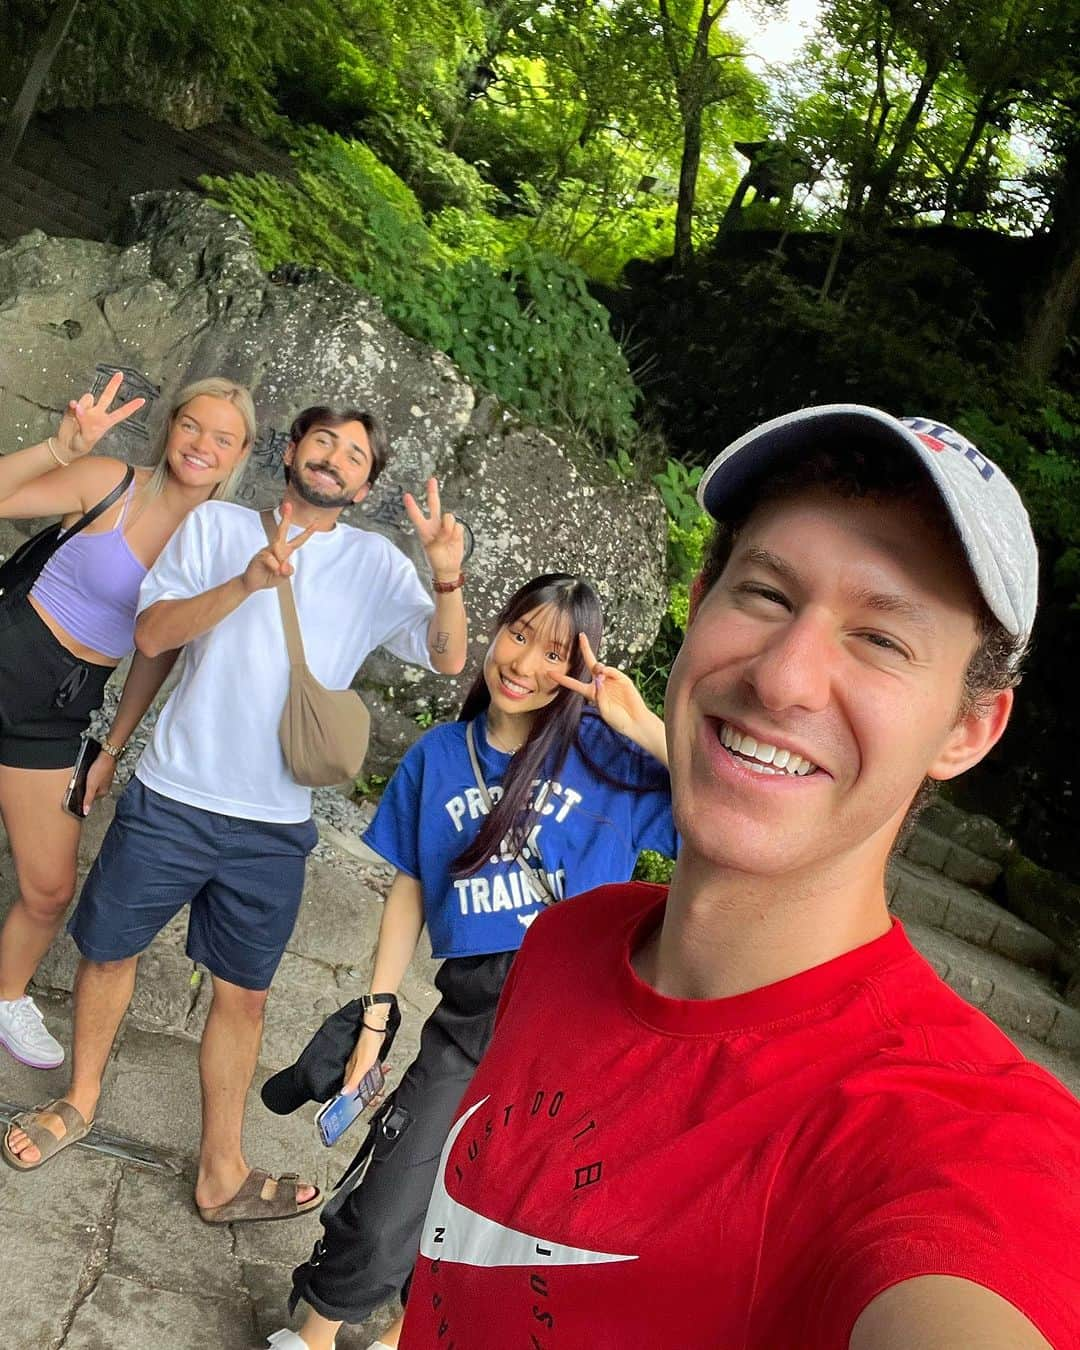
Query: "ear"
927 688 1013 782
283 439 297 468
351 481 371 506
688 571 709 624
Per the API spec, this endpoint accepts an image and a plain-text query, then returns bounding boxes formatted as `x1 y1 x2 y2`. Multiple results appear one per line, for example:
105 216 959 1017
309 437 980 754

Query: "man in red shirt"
399 407 1079 1349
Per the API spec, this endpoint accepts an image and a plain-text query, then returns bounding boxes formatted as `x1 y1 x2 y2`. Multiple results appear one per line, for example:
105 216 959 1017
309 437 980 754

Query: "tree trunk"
673 100 703 272
942 89 999 225
864 57 943 224
0 0 80 165
1021 130 1080 381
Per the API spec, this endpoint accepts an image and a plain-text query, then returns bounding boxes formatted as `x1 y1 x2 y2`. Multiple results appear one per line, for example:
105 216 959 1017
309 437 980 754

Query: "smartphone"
315 1062 386 1147
62 737 102 818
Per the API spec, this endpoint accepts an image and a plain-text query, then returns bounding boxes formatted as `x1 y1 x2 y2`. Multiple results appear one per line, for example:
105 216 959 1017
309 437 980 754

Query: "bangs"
524 604 576 662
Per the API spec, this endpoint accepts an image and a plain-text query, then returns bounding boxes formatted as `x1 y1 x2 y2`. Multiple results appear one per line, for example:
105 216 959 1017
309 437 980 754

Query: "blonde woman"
0 372 254 1069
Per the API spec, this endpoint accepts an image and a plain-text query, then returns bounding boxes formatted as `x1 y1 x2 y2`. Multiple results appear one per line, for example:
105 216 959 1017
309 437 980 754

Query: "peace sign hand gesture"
55 371 146 460
242 503 317 594
403 477 465 581
552 634 669 766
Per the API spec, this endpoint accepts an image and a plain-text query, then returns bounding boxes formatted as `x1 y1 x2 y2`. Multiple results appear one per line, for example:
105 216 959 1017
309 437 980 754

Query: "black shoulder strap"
59 465 136 544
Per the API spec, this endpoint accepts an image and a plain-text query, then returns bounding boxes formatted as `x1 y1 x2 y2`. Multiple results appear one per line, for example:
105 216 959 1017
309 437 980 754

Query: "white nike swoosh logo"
419 1096 636 1267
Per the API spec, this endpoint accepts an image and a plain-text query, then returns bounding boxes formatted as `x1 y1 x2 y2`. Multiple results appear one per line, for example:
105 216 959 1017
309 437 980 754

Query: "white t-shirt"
135 501 435 823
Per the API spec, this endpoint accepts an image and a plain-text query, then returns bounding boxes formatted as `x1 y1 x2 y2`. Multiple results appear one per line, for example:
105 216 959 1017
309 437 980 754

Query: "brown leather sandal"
197 1168 322 1224
2 1099 92 1172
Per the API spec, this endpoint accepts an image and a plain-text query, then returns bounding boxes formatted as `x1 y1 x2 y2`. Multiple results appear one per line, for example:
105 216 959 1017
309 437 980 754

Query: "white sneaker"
0 995 65 1069
266 1331 335 1349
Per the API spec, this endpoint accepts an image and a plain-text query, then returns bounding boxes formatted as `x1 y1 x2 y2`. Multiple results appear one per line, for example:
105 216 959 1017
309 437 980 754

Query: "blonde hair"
142 377 256 502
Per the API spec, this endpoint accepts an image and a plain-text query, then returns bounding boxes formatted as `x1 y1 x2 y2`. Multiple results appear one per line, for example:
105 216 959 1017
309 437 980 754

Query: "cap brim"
698 405 929 520
260 1065 309 1116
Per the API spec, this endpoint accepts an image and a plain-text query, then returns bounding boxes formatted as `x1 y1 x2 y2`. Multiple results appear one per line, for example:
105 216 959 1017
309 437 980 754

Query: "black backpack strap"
58 464 135 543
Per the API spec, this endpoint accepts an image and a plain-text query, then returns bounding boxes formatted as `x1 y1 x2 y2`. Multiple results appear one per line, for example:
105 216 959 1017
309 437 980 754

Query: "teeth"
719 723 818 776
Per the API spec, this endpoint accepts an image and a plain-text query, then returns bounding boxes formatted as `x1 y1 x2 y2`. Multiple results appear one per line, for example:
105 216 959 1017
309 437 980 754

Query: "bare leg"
377 1312 405 1347
194 975 316 1211
0 764 82 1000
295 1310 343 1350
4 954 137 1163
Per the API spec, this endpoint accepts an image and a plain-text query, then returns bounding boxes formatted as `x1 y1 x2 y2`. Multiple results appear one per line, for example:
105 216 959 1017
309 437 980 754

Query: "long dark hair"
453 574 603 876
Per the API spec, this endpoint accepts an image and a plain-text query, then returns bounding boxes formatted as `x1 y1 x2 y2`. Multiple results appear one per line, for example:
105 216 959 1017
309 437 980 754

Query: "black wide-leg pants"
290 950 515 1325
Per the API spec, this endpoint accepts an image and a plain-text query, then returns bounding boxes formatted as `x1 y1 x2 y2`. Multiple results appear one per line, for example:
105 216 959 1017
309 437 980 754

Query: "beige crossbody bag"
261 511 370 787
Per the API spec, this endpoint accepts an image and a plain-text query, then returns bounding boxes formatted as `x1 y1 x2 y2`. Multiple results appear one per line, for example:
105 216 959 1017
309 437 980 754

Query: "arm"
554 633 668 767
0 372 144 519
342 871 425 1092
81 649 182 813
403 477 468 675
850 1276 1053 1350
136 503 318 658
427 585 468 676
136 577 249 658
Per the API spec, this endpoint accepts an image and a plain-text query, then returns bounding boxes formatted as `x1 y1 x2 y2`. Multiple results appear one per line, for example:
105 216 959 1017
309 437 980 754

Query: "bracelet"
432 572 466 594
362 1020 389 1035
100 739 126 759
47 437 71 468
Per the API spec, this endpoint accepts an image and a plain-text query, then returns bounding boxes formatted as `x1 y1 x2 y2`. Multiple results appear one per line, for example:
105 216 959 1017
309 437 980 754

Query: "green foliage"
420 251 640 449
631 457 712 714
353 771 389 802
365 114 500 215
633 849 676 885
204 129 639 453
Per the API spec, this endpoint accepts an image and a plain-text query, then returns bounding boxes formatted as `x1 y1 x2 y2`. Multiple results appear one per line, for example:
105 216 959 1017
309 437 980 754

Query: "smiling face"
483 604 574 725
285 419 375 509
165 395 250 487
665 487 1012 880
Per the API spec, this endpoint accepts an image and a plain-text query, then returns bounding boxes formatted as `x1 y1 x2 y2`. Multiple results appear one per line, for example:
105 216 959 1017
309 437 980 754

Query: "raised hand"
55 371 146 460
553 633 655 742
242 502 318 594
403 477 465 580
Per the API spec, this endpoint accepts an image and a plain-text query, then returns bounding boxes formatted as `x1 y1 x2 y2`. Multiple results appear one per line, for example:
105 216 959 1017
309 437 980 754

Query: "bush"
365 114 501 216
204 130 639 453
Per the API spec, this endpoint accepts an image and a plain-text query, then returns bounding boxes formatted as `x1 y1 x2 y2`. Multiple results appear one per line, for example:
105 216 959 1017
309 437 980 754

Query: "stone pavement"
0 795 438 1350
0 791 1078 1349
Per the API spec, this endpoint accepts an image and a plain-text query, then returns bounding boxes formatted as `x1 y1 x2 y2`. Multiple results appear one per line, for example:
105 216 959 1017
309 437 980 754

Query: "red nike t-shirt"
400 883 1080 1350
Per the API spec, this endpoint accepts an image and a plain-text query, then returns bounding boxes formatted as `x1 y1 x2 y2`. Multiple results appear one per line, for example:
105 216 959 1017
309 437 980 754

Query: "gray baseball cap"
697 404 1038 646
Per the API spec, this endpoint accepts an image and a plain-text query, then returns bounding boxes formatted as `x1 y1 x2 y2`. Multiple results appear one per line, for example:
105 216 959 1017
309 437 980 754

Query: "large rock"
0 192 668 771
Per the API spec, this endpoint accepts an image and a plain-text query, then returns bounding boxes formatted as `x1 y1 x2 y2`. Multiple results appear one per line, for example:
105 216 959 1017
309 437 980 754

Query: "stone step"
6 160 108 224
905 919 1080 1051
0 204 45 242
4 168 111 240
888 854 1059 973
900 822 1002 888
20 112 291 201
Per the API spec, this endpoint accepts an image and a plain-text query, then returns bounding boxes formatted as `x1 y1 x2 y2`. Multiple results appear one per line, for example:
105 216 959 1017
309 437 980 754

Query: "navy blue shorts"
68 778 318 991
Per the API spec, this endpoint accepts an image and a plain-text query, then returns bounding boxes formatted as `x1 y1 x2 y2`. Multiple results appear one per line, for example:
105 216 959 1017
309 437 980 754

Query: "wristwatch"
101 739 126 759
359 993 396 1010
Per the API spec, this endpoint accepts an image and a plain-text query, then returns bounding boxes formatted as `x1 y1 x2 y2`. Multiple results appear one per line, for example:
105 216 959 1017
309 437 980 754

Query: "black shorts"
0 599 114 769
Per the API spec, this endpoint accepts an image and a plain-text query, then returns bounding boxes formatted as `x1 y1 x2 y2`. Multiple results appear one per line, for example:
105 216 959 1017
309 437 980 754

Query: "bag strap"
59 464 136 544
260 510 306 668
465 720 558 907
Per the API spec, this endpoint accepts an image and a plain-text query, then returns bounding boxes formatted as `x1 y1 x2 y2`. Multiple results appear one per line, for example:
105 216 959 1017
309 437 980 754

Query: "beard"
292 461 355 508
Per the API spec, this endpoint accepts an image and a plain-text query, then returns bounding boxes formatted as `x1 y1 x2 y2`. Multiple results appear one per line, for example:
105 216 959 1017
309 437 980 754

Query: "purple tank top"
30 483 148 659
